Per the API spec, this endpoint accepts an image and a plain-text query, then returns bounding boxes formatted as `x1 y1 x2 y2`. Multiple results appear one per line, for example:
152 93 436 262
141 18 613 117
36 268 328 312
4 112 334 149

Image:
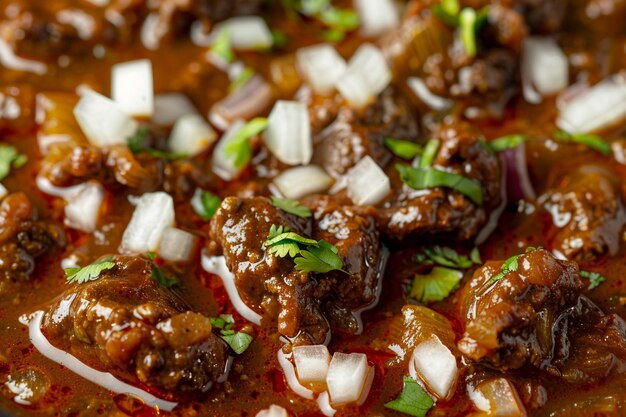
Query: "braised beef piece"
458 248 626 382
42 256 228 399
375 123 502 242
0 193 64 283
208 196 383 344
540 165 626 263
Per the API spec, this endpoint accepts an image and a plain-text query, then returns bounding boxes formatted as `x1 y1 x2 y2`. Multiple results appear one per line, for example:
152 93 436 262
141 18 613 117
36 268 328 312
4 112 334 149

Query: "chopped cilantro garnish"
0 144 28 181
223 117 268 168
127 127 149 153
431 1 488 58
489 134 527 152
210 313 253 354
414 246 482 269
264 224 318 257
65 257 115 284
554 130 611 155
470 247 482 265
418 139 440 168
410 266 462 303
580 270 606 290
384 376 434 417
271 29 288 49
229 67 255 92
211 28 234 63
385 137 423 160
193 190 221 221
490 247 541 283
282 0 359 41
151 264 179 288
319 7 359 32
396 164 483 205
271 196 312 218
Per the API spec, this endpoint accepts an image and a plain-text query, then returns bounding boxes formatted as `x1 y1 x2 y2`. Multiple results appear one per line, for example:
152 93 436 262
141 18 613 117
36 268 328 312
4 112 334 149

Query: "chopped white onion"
36 176 87 200
296 44 347 95
209 75 273 131
336 69 371 107
522 37 568 102
557 73 626 134
121 192 175 254
153 93 198 126
346 156 390 206
64 181 105 233
0 183 7 200
111 59 154 117
408 77 454 111
264 101 312 165
73 90 138 147
347 43 391 96
353 0 399 37
256 405 289 417
168 114 217 156
157 227 197 263
475 378 526 417
214 16 273 50
212 120 246 181
411 336 458 400
293 345 331 385
326 352 369 405
273 165 332 199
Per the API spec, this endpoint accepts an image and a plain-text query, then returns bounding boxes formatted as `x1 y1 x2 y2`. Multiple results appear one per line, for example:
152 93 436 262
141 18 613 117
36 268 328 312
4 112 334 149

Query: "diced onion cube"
73 90 138 147
111 59 154 117
557 74 626 134
273 165 332 199
296 44 347 95
293 345 331 385
346 156 390 206
121 192 175 254
212 120 246 181
264 101 312 165
476 378 526 417
255 404 288 417
412 336 458 400
336 69 371 107
354 0 399 37
348 43 391 96
216 16 273 50
523 37 568 98
157 227 197 263
210 75 273 131
326 352 369 405
168 114 216 156
64 181 105 233
153 93 198 126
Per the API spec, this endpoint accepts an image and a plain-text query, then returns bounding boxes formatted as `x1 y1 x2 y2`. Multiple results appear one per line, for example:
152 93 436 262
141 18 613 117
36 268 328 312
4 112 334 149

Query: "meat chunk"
540 165 626 263
375 123 502 242
208 196 384 344
42 256 228 399
458 248 626 382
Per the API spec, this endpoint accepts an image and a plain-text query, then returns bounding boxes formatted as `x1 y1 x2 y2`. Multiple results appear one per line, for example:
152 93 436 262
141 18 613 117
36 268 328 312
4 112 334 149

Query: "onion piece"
346 156 390 205
354 0 399 37
296 44 347 95
265 101 312 165
153 93 199 126
73 90 138 147
36 176 87 200
522 37 568 102
293 345 331 386
326 352 370 405
0 183 7 200
212 120 246 181
168 114 217 156
411 336 458 400
347 43 391 96
273 165 332 199
557 73 626 134
500 143 536 202
111 59 154 117
475 378 527 417
256 405 289 417
407 77 454 111
64 181 105 233
209 75 273 131
157 227 197 263
336 69 371 107
121 192 175 254
214 16 273 50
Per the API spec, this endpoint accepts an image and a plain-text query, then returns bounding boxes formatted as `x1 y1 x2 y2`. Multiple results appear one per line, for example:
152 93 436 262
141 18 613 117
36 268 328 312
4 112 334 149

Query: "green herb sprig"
210 313 253 354
223 118 268 168
271 196 312 218
396 164 483 205
580 270 606 290
0 144 28 181
65 257 115 284
490 247 541 283
384 376 434 417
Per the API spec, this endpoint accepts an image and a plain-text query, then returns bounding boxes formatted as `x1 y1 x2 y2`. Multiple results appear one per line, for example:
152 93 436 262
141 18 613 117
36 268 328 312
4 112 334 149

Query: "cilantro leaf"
384 376 434 417
580 270 606 290
264 225 318 258
414 246 481 269
319 7 359 31
385 137 423 160
295 240 346 274
410 266 462 303
554 130 611 155
192 190 221 221
229 67 255 92
223 117 268 168
470 247 482 265
127 127 149 153
151 265 179 288
0 144 27 181
65 257 115 284
488 134 526 152
211 28 234 63
221 331 253 354
271 196 312 218
490 247 541 283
